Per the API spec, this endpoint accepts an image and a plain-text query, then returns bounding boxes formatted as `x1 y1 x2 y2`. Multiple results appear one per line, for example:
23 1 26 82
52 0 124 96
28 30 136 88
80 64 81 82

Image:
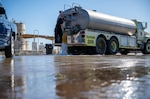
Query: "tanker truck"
54 5 150 55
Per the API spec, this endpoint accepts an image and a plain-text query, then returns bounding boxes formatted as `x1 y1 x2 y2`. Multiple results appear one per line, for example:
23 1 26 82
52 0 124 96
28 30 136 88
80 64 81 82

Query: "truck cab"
132 20 150 54
133 20 147 41
0 3 17 58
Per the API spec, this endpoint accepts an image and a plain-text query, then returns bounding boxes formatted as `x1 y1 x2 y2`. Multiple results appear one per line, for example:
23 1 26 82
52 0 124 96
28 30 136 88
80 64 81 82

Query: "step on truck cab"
54 4 150 55
0 3 17 58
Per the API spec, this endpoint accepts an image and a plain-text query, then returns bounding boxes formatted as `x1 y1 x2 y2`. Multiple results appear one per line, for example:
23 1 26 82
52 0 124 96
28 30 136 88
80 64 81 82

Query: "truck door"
137 22 145 41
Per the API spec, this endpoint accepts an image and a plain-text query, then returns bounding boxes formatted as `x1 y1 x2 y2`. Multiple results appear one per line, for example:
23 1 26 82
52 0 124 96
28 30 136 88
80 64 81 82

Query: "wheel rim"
110 41 117 52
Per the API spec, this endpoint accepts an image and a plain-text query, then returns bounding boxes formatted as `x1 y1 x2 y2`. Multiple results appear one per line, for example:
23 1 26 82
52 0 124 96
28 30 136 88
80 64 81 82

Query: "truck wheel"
5 36 14 58
96 37 107 55
107 37 119 55
142 41 150 54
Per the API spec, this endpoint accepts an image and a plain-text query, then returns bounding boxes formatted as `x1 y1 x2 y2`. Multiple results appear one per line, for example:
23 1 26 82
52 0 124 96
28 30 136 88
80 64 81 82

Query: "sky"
1 0 150 49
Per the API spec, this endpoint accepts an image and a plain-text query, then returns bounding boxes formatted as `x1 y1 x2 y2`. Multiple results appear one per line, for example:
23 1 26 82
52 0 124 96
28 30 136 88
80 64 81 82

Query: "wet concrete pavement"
0 54 150 99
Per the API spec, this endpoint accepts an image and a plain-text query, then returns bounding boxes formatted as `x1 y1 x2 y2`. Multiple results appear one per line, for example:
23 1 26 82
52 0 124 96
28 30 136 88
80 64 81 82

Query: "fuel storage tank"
63 7 136 35
15 22 27 50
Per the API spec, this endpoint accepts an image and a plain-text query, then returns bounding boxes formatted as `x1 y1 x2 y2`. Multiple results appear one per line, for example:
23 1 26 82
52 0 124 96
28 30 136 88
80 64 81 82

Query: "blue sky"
1 0 150 48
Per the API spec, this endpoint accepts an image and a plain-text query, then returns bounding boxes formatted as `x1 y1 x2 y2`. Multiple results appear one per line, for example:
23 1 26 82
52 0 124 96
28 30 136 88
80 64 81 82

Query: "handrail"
72 3 80 8
64 4 71 11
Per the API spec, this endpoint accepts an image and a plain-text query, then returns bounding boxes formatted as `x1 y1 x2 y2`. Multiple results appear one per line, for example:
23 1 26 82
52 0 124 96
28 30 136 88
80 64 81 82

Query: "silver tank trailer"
63 7 136 35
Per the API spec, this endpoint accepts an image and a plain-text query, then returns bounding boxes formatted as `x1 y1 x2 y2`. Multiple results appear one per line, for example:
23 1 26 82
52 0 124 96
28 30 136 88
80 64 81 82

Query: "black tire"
107 37 119 55
96 37 107 55
5 36 14 58
142 41 150 54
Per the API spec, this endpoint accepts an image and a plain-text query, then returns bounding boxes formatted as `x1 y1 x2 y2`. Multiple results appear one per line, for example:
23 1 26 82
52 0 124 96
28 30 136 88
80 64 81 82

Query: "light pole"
34 30 39 51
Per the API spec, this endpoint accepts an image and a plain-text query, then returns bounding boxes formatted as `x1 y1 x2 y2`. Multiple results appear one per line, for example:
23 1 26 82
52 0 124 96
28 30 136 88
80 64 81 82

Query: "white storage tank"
24 41 29 50
15 22 26 50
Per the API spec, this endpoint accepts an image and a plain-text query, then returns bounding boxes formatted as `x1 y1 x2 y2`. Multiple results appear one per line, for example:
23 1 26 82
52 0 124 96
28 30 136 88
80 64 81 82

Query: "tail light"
81 30 85 38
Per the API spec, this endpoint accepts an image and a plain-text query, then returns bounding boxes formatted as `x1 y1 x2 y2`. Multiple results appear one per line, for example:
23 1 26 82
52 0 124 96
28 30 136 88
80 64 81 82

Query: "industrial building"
14 22 47 55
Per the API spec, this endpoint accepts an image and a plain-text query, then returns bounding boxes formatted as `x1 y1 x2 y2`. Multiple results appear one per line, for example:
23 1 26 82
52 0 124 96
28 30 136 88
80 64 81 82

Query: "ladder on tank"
63 3 82 43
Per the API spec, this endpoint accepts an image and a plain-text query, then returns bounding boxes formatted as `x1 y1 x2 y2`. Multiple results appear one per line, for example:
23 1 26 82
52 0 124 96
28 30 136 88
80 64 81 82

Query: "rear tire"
142 41 150 54
107 37 119 55
96 37 107 55
5 36 14 58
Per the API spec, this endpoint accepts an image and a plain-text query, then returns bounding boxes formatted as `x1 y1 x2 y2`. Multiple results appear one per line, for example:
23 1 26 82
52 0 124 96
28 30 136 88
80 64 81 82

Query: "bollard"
59 31 68 55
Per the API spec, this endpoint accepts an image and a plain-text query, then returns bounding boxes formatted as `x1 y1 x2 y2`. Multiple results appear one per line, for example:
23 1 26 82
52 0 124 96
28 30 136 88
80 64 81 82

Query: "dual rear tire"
106 37 119 55
96 37 107 55
96 37 119 55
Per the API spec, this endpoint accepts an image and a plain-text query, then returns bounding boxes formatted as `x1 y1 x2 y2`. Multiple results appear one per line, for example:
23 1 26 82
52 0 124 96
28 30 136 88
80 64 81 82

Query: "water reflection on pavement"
0 55 150 99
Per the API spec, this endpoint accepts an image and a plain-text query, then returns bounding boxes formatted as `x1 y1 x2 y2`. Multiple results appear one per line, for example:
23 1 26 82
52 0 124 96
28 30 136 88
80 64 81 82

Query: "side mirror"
145 22 147 29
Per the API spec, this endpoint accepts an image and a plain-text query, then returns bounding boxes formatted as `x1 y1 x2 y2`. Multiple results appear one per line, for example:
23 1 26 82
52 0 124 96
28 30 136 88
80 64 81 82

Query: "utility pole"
34 30 39 51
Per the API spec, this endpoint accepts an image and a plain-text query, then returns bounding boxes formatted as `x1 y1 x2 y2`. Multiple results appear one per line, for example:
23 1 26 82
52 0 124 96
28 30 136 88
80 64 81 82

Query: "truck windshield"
0 7 5 14
137 22 144 29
